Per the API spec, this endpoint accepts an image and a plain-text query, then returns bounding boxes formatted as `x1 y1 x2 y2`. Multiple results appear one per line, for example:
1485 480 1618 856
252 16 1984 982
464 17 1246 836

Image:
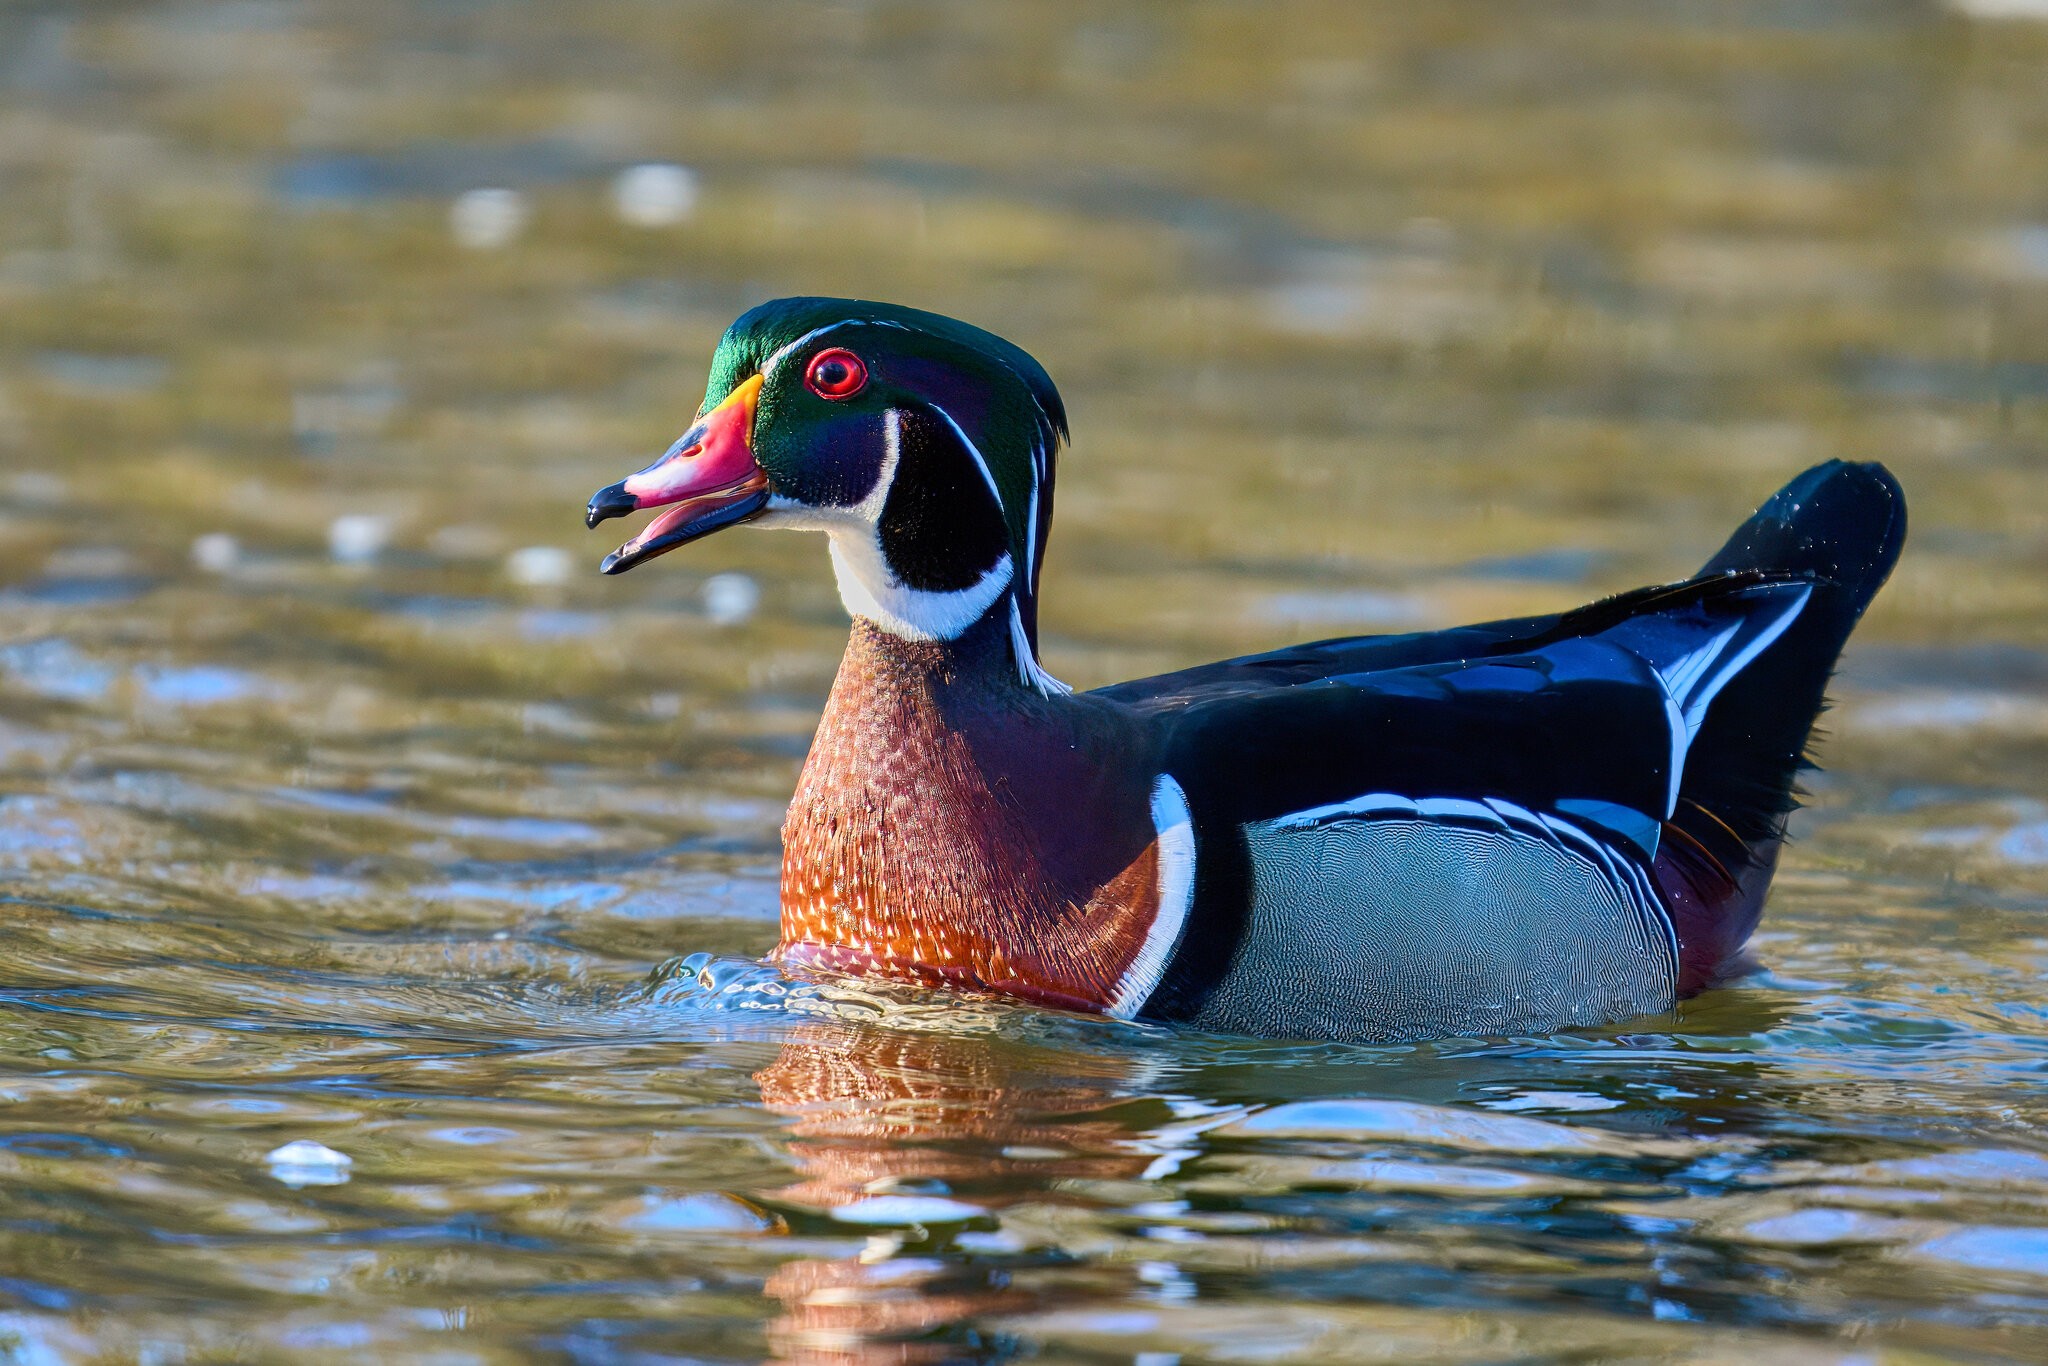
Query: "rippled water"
3 2 2048 1361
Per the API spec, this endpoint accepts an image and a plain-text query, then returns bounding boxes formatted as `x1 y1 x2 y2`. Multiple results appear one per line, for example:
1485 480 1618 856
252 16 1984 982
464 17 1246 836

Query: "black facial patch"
878 407 1010 593
769 409 891 508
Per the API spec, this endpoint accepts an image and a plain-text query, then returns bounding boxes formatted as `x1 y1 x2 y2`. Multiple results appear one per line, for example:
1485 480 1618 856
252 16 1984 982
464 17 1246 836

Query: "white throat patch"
828 539 1016 642
756 404 1066 691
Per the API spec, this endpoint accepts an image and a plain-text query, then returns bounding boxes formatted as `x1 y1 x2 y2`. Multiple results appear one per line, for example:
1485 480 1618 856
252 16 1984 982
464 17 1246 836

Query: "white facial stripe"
1024 479 1041 583
866 406 904 520
1107 773 1197 1020
755 406 903 534
925 403 1059 676
927 402 1004 509
760 323 849 380
762 404 1019 646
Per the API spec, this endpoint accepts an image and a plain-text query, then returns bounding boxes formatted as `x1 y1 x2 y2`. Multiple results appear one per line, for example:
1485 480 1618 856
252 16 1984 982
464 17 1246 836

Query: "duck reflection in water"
735 988 1811 1364
753 1022 1155 1365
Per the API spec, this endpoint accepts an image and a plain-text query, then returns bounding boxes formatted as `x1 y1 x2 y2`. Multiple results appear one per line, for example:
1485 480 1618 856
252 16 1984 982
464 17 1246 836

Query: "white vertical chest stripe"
1107 773 1196 1020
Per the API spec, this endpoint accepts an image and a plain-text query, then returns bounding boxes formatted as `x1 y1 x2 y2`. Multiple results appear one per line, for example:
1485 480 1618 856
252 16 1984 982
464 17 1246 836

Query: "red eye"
804 348 868 400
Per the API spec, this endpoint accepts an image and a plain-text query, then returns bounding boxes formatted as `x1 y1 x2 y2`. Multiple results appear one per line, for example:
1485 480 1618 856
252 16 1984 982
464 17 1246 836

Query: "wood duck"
586 297 1906 1043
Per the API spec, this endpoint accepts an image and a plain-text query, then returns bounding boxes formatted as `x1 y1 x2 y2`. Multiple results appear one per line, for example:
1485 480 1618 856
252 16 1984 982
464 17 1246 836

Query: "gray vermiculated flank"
1191 810 1679 1042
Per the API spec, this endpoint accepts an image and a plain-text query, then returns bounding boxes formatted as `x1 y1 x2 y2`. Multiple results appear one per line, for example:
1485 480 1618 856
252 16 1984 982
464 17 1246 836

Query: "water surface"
2 2 2048 1361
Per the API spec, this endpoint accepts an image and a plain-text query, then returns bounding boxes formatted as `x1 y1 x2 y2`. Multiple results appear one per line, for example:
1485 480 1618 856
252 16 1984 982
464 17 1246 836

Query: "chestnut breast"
778 621 1164 1010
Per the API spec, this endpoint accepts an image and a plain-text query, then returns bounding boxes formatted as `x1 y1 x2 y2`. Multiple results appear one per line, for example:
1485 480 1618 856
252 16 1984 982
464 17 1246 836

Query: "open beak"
586 373 770 574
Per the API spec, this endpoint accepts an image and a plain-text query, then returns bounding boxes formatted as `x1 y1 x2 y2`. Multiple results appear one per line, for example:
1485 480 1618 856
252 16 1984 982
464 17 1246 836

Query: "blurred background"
3 2 2048 1362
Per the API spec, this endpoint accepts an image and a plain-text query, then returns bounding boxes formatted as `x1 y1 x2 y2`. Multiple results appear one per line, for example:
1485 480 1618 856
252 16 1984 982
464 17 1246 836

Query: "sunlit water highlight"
2 1 2048 1361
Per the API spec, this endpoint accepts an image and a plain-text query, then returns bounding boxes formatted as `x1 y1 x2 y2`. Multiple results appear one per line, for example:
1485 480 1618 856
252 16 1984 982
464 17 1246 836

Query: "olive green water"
2 2 2048 1361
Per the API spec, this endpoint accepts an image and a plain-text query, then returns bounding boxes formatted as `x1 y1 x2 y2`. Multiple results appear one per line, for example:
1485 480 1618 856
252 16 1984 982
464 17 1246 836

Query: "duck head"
587 297 1069 692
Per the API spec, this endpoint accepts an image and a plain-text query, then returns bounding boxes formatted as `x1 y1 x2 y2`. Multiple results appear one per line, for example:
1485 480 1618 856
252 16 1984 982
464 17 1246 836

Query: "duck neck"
776 603 1162 1012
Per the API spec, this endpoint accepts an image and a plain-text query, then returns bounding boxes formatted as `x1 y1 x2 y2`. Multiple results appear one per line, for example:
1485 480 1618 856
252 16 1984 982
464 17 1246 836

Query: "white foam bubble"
450 188 528 249
265 1138 352 1187
702 571 760 626
191 532 239 573
505 545 574 586
328 514 392 563
612 163 698 227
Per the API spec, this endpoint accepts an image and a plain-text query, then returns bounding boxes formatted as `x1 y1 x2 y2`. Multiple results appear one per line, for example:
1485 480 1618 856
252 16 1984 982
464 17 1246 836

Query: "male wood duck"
586 297 1906 1043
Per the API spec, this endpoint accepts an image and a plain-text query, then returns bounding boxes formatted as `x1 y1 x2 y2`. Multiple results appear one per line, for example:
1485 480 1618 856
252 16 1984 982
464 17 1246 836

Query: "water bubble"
450 188 528 250
612 163 698 227
505 545 573 587
191 533 239 573
328 514 392 563
702 571 760 626
265 1138 352 1188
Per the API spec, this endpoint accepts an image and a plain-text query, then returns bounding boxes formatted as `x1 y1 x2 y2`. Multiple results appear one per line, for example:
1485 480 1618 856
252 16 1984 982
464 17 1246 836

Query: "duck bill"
587 373 769 574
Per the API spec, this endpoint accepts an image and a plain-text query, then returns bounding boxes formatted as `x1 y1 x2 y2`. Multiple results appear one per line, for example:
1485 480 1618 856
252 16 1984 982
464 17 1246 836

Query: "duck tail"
1698 458 1908 606
1657 460 1906 987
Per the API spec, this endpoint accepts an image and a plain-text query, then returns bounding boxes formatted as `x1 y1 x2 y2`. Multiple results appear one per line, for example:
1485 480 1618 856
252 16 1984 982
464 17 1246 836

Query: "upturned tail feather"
1662 459 1905 984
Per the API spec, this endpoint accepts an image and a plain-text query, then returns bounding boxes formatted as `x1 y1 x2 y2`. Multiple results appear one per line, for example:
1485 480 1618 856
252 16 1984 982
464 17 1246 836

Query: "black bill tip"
598 486 772 576
586 481 639 529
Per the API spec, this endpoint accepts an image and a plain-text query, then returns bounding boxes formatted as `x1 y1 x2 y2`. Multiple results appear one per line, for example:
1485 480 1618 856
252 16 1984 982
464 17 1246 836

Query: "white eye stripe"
759 318 909 381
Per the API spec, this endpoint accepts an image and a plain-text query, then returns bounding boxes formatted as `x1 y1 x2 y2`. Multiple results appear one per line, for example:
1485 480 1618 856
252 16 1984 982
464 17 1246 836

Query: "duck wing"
1090 608 1591 710
1123 462 1904 1036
